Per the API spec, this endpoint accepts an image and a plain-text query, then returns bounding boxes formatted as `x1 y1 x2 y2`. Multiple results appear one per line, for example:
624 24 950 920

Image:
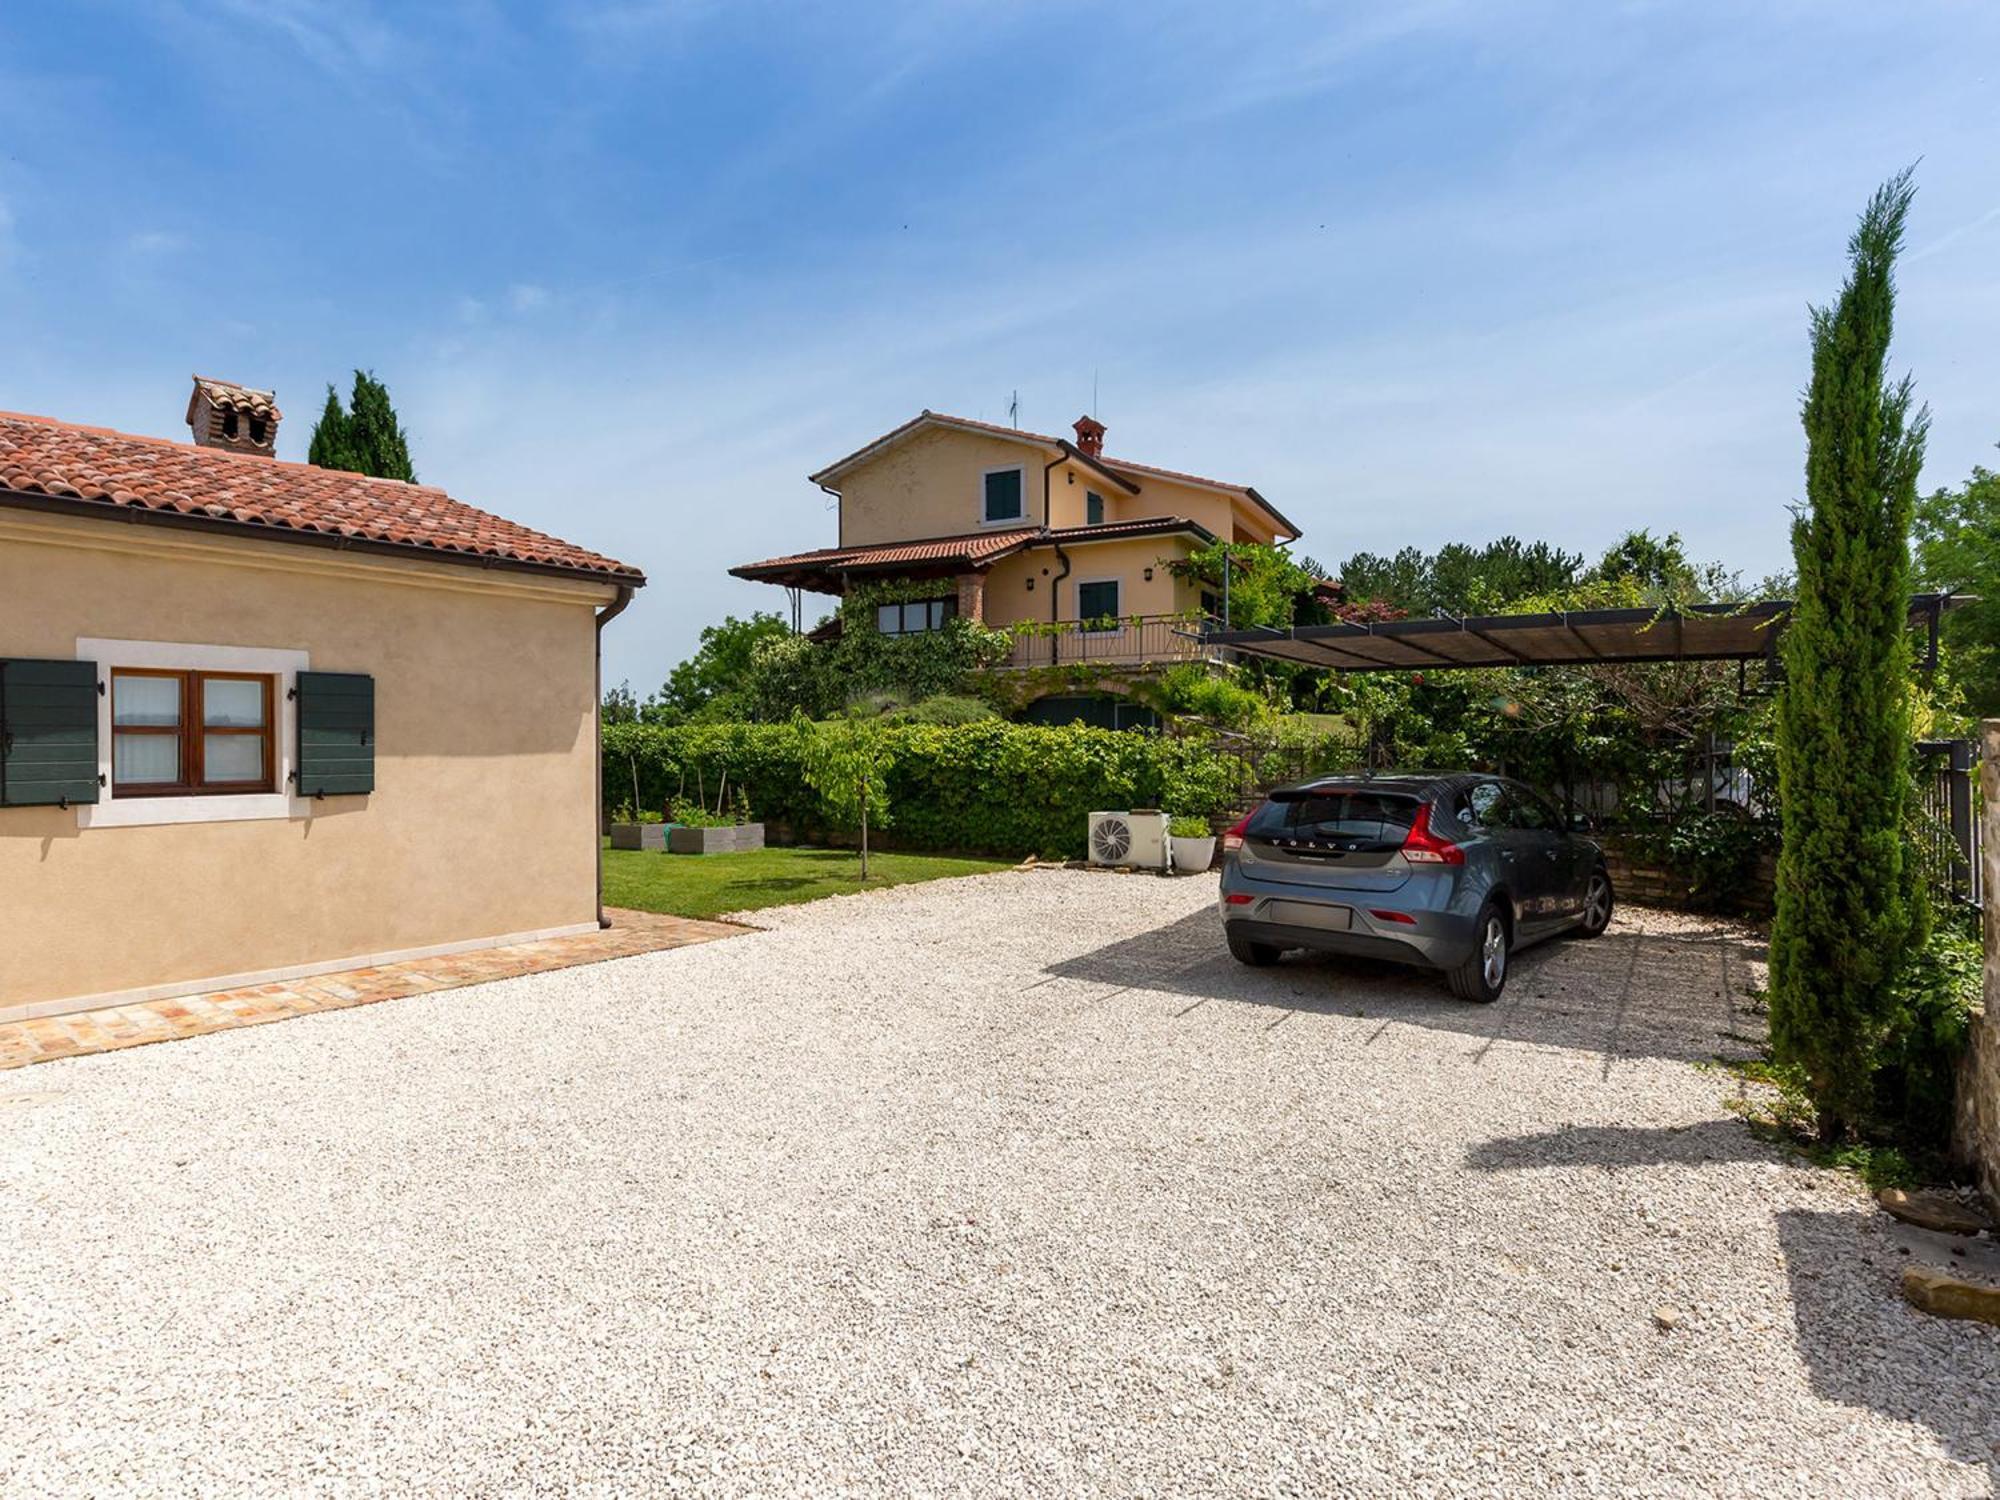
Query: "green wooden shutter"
295 671 374 797
0 659 100 807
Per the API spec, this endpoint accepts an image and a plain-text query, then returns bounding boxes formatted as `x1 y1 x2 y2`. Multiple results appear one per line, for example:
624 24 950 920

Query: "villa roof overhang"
730 517 1217 594
1205 594 1970 673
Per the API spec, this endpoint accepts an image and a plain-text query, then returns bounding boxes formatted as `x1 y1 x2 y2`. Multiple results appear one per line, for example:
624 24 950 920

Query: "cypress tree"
1769 168 1931 1138
345 370 416 483
306 385 357 472
305 371 416 482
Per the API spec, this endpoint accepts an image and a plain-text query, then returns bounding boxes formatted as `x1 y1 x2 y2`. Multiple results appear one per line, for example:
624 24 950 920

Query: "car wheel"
1227 930 1282 967
1574 866 1614 939
1448 904 1508 1003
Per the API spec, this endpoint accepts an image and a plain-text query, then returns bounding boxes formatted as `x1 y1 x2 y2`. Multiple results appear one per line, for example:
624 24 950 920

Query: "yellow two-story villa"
731 410 1300 722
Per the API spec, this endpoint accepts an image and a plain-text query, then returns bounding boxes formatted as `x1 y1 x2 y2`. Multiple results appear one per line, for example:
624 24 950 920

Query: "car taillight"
1370 908 1417 925
1400 802 1463 865
1220 807 1257 854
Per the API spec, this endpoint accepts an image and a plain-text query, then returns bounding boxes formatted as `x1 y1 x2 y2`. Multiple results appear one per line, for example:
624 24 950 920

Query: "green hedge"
603 720 1244 859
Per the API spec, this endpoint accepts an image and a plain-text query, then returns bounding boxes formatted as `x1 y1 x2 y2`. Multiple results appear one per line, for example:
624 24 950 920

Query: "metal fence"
1002 615 1218 670
1914 738 1982 910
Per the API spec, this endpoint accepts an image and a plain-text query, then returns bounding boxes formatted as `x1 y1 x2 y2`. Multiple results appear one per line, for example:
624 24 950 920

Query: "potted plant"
1168 814 1217 874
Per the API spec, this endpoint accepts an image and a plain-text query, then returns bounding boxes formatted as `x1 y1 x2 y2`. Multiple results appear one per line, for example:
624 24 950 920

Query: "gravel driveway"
4 869 1996 1497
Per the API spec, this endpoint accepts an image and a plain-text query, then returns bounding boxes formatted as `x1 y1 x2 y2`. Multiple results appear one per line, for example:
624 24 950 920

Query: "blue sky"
3 2 1997 692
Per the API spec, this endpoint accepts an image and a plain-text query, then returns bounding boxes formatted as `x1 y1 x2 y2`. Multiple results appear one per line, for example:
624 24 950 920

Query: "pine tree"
1769 167 1931 1138
305 371 416 482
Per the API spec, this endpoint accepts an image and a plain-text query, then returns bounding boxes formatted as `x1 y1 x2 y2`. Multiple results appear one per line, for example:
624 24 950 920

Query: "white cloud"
506 283 552 314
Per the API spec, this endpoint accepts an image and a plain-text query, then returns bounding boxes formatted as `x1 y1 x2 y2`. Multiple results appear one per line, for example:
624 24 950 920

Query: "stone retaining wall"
1957 722 2000 1212
1599 836 1776 918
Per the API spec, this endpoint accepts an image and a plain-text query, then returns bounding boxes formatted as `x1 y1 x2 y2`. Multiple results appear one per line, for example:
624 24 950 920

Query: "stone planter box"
609 822 670 852
669 822 766 855
1170 834 1217 873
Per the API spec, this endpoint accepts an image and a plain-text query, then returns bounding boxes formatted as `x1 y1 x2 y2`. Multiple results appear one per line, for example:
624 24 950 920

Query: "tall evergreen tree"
1769 168 1930 1138
306 386 357 472
306 371 416 482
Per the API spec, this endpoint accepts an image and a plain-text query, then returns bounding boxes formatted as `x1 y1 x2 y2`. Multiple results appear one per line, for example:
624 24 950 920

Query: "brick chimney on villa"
1072 414 1106 458
186 376 281 457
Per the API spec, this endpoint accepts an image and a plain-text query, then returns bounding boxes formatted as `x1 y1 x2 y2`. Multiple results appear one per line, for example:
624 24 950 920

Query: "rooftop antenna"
1008 389 1019 429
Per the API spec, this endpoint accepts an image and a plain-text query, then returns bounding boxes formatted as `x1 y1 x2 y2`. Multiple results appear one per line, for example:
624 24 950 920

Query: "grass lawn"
602 841 1016 921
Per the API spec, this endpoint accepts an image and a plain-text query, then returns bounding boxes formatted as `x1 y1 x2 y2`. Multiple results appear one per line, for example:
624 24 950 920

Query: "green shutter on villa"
984 469 1023 521
294 671 375 797
1077 580 1120 621
0 658 101 808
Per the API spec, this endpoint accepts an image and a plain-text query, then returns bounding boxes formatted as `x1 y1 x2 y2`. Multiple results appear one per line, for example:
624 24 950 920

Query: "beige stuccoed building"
0 378 644 1020
729 410 1307 728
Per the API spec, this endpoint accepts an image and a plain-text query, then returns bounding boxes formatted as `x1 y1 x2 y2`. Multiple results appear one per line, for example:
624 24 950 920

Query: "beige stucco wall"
983 537 1199 629
838 426 1054 545
0 510 616 1011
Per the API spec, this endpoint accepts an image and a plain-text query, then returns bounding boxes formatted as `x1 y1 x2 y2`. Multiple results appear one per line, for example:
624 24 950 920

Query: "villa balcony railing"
999 614 1219 670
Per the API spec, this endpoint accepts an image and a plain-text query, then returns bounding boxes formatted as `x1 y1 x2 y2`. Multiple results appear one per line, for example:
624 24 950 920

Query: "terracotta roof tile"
730 517 1216 587
731 527 1040 579
0 410 643 583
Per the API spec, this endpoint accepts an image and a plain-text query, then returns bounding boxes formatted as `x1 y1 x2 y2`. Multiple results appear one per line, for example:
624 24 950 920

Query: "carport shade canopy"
1203 594 1968 673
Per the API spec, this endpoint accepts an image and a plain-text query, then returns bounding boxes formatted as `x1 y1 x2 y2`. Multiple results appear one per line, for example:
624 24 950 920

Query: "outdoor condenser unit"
1087 809 1169 870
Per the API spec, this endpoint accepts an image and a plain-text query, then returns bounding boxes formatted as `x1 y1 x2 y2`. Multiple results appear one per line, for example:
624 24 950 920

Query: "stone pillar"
1957 721 2000 1213
956 572 986 624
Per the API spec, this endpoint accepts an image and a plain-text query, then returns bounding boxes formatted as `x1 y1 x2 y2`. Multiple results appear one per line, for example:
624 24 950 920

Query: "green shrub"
603 720 1243 859
1629 812 1777 913
1168 814 1211 839
1149 663 1269 729
892 694 1001 726
1873 923 1981 1149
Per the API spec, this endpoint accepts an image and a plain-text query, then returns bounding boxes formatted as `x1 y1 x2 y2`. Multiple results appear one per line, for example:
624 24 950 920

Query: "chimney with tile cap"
186 376 281 456
1072 414 1106 458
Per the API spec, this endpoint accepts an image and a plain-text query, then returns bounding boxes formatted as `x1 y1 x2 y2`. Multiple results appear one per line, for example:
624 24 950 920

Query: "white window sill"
79 791 312 829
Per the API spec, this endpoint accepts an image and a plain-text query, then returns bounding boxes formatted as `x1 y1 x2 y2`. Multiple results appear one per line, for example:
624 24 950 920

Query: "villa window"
1086 491 1104 526
875 597 959 636
111 669 275 797
1076 579 1121 631
982 467 1024 524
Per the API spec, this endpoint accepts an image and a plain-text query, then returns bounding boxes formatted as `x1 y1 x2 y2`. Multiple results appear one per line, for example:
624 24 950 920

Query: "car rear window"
1248 791 1420 847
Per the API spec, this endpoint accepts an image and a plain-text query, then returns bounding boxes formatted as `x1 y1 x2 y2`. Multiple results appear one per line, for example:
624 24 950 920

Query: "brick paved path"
0 909 747 1071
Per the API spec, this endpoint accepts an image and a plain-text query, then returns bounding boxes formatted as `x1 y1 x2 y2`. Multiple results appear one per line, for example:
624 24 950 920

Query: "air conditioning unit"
1087 809 1169 870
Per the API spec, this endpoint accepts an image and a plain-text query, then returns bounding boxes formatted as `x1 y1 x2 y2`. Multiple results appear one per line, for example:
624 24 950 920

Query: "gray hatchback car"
1217 773 1613 1002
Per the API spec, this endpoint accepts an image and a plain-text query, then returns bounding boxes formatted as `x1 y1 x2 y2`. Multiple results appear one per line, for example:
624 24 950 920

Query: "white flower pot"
1170 834 1217 873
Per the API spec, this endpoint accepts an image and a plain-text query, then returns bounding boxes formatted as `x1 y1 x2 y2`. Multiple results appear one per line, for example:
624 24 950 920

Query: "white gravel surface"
4 868 1997 1497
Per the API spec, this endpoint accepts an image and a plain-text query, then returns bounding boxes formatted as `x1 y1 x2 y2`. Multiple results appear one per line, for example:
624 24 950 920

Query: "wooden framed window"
111 669 275 797
1085 490 1105 526
874 597 958 636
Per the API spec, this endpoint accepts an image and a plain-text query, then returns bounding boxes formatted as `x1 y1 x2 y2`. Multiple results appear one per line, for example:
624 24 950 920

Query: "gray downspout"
595 583 634 929
1043 451 1069 666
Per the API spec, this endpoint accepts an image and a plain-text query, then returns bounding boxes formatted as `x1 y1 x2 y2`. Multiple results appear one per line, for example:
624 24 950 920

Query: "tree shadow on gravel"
1464 1118 1782 1172
1043 908 1768 1067
1775 1208 2000 1490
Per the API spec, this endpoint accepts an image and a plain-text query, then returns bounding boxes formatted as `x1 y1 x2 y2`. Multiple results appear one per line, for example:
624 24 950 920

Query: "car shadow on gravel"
1044 908 1768 1066
1775 1208 1999 1489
